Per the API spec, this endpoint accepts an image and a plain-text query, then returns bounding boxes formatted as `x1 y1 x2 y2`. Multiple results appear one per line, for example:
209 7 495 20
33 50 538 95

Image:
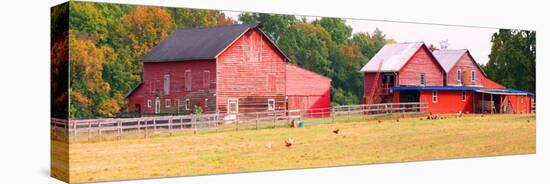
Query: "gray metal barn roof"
360 42 424 72
432 49 467 72
140 23 261 62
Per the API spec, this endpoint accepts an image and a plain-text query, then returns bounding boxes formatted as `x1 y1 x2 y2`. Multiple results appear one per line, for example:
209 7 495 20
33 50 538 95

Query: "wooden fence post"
73 120 77 140
169 117 173 136
88 121 91 141
153 118 157 134
256 113 259 129
98 121 102 139
144 120 148 138
193 115 197 134
118 121 122 140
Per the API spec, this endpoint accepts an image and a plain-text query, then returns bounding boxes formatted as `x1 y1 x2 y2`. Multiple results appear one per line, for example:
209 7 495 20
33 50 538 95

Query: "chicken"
285 138 294 148
332 128 340 134
265 142 272 149
378 120 382 124
396 119 400 122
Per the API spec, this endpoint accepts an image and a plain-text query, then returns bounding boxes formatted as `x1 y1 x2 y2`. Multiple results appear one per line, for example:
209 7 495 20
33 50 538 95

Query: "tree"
484 29 536 93
239 13 296 43
69 34 117 118
313 18 352 45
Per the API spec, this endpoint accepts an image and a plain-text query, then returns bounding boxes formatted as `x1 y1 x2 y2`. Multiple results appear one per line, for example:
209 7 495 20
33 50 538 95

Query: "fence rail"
52 102 427 141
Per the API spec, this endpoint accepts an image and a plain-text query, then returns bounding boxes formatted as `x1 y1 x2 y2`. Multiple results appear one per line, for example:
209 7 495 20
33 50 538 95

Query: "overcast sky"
223 11 498 65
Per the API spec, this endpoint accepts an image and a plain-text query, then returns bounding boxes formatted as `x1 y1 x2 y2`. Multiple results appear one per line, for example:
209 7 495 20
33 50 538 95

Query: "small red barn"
360 42 446 104
362 42 533 114
286 64 331 116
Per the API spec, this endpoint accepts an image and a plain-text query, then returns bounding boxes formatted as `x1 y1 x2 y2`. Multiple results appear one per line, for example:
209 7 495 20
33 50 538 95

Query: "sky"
223 11 498 65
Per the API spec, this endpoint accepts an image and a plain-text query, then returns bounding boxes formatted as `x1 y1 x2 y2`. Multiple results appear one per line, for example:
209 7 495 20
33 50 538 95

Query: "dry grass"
53 113 535 183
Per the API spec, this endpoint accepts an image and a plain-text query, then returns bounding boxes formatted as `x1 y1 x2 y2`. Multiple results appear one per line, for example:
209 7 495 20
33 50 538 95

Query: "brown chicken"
332 129 340 134
285 138 294 148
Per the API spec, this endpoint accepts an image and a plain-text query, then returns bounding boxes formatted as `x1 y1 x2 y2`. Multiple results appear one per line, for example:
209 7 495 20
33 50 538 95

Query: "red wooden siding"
127 60 216 114
420 90 474 114
363 72 380 100
447 53 485 86
216 28 287 113
286 64 331 115
399 46 445 86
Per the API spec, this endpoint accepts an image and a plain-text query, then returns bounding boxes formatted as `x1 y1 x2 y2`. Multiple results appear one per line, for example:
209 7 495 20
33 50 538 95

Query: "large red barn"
126 23 331 115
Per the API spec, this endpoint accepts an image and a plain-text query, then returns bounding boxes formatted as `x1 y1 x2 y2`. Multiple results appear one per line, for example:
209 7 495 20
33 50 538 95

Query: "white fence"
51 102 427 141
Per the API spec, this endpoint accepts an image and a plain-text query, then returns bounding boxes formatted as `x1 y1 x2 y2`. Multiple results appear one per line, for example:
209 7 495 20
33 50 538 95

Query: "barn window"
185 70 192 91
203 70 210 89
267 99 275 111
461 91 466 101
165 99 171 108
432 90 438 103
147 100 152 108
420 73 426 85
164 74 170 95
471 70 476 81
185 99 190 110
205 98 208 108
457 69 462 82
155 97 161 114
228 99 238 114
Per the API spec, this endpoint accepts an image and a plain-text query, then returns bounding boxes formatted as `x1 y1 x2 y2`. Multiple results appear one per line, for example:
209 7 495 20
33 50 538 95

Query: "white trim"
432 90 438 103
147 100 152 108
185 98 190 110
185 70 192 91
205 98 209 108
165 99 171 108
227 98 239 114
457 69 462 82
155 97 161 114
420 73 426 86
267 99 275 111
471 70 476 82
163 74 170 95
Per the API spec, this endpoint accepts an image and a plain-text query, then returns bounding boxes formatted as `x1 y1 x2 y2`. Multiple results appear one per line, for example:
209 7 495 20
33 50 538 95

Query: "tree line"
52 2 534 119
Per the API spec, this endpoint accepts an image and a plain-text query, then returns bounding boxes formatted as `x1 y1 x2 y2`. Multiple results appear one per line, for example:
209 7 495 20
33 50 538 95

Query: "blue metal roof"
391 86 534 96
391 86 481 91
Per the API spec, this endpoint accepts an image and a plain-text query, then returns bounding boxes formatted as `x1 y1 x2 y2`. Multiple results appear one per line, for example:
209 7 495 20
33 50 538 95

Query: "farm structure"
286 64 332 116
361 42 533 114
126 23 331 115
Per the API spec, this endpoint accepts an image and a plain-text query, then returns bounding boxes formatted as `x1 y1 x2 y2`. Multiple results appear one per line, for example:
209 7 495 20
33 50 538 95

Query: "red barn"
286 64 332 116
361 42 533 114
126 23 331 115
360 42 445 104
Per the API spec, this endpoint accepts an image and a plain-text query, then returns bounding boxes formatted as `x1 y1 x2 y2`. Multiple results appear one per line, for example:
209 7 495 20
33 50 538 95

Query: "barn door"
155 97 161 114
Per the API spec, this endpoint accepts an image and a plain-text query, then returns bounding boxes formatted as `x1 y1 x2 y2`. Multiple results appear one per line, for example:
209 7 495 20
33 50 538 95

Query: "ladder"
367 61 383 104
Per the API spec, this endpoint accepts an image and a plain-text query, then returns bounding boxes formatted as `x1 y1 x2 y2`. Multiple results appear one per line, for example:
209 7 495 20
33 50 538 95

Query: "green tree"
484 29 536 93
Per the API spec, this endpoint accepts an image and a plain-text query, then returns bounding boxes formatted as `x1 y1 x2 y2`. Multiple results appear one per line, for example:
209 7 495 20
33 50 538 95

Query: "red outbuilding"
361 42 533 114
126 23 331 115
286 64 332 116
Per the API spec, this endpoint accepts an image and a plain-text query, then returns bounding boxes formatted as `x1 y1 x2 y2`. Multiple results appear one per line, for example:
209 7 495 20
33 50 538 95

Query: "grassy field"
53 113 536 183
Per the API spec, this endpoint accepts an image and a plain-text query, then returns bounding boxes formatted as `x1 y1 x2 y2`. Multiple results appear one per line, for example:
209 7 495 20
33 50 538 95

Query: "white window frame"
165 99 171 108
204 98 208 108
164 74 170 95
147 100 152 108
461 91 466 101
267 99 275 111
185 70 192 91
185 99 190 110
432 90 438 103
155 97 161 114
203 70 210 89
471 70 476 82
457 69 462 82
228 98 239 114
420 73 426 86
